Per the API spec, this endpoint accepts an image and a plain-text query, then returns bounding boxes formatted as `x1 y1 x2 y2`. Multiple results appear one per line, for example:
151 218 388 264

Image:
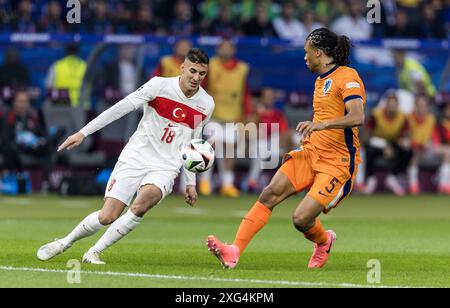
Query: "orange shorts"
279 145 358 213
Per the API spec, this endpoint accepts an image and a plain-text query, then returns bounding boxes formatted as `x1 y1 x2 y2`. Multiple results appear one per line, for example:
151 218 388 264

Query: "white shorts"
105 161 177 206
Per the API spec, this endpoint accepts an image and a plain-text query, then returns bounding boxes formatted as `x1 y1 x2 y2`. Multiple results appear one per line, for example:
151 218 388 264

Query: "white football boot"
385 174 406 196
82 250 106 265
361 176 377 195
37 239 68 261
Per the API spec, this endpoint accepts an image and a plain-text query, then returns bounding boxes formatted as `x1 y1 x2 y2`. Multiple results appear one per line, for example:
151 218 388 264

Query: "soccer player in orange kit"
207 28 366 269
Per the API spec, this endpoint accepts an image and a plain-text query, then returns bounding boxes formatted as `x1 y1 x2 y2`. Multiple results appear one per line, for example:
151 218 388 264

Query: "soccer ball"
180 139 215 173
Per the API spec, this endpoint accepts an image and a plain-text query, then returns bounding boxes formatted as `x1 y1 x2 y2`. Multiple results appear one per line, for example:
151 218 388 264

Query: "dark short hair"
186 48 209 65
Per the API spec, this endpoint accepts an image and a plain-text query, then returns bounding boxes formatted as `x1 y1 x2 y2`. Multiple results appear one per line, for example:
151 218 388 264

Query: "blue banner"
0 32 448 50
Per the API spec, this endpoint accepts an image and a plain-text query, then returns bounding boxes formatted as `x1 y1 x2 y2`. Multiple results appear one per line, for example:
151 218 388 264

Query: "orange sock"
303 219 328 245
233 202 272 253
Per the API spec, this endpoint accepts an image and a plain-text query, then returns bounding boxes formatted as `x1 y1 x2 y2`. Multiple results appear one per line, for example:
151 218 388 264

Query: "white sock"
222 171 234 187
409 165 419 186
248 158 262 182
356 150 366 187
200 165 212 182
61 211 103 248
439 163 450 187
215 158 233 186
90 210 142 253
356 163 365 186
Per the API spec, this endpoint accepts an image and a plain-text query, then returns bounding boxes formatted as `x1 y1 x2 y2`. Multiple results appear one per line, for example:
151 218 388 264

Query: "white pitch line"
0 266 415 288
58 201 90 208
172 207 207 215
0 198 32 206
232 211 248 218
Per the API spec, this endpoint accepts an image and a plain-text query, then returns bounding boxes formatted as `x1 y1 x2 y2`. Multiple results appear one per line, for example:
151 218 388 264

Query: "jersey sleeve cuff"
344 95 363 103
79 129 89 137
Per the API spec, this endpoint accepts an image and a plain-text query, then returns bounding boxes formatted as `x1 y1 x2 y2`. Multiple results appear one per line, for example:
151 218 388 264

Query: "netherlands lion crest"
323 79 333 95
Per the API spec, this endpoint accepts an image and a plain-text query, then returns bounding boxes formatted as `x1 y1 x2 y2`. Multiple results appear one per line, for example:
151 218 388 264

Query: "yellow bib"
208 58 249 122
373 109 407 142
408 113 436 146
160 56 182 77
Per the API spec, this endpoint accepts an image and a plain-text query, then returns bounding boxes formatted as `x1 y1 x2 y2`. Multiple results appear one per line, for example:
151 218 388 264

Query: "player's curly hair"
186 48 209 65
306 28 352 66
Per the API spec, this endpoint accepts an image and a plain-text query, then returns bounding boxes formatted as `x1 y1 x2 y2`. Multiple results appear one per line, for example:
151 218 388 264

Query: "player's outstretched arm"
57 132 85 152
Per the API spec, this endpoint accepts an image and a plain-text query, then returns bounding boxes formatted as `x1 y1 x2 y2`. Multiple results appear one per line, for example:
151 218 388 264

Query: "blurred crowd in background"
0 0 449 39
0 1 449 197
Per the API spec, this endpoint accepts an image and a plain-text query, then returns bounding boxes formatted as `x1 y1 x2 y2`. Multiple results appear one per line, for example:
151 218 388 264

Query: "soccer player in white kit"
37 48 214 264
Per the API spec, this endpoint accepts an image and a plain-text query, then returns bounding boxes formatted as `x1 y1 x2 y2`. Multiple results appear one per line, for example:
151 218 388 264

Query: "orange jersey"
306 66 366 166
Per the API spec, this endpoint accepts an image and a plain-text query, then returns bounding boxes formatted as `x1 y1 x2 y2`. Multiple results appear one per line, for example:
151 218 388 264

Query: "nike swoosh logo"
318 191 329 197
326 241 333 254
168 123 175 127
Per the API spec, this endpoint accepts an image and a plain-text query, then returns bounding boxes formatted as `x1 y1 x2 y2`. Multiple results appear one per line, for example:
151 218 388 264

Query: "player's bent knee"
292 213 313 232
99 198 126 225
131 203 156 217
98 211 119 226
130 200 158 217
130 187 162 217
130 205 148 217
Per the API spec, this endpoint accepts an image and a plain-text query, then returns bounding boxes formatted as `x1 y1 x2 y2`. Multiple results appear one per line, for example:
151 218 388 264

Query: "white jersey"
80 76 215 185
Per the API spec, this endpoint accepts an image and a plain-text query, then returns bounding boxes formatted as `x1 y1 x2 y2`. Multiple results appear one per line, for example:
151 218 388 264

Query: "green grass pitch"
0 193 449 288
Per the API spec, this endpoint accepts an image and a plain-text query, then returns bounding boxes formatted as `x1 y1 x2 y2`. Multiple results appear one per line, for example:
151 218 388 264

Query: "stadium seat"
42 101 106 168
